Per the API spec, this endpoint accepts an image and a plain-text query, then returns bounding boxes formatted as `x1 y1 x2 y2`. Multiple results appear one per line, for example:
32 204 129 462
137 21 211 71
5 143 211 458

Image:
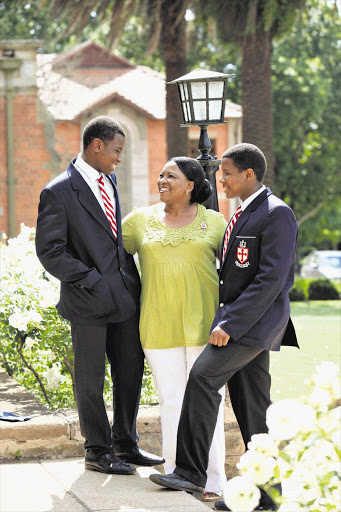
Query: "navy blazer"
36 160 141 325
211 188 298 351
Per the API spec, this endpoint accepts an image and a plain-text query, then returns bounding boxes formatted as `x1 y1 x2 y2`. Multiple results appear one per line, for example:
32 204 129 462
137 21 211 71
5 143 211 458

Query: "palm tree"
46 0 191 157
196 0 306 187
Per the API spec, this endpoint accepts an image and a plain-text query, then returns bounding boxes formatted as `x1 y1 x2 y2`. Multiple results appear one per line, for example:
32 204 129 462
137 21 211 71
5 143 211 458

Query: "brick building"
0 40 242 237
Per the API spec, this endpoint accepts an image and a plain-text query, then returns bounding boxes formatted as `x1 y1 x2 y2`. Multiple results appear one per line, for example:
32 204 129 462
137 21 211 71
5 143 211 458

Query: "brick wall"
13 95 52 233
0 94 52 235
55 121 81 174
146 118 167 202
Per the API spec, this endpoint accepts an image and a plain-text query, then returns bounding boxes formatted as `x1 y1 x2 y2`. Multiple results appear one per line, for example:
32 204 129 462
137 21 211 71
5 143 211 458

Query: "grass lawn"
270 300 341 402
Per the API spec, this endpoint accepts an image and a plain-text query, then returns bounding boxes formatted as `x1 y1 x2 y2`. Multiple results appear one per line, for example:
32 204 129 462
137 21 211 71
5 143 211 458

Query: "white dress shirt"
74 154 116 216
240 185 266 211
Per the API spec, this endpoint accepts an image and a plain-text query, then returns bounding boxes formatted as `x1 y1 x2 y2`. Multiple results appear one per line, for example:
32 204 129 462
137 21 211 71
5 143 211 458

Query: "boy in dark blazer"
149 143 298 510
36 116 163 474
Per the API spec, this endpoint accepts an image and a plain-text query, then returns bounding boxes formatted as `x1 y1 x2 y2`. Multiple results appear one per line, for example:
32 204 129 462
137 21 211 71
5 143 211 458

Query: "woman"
122 157 227 501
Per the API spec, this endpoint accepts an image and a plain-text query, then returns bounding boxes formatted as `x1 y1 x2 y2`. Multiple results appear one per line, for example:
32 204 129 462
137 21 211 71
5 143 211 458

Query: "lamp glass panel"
179 83 185 101
183 82 189 100
186 102 192 122
208 81 224 98
191 81 206 99
193 100 207 121
183 102 189 122
209 100 223 120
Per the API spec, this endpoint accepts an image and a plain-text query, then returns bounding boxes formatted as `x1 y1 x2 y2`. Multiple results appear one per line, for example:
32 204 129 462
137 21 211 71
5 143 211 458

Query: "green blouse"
122 203 227 349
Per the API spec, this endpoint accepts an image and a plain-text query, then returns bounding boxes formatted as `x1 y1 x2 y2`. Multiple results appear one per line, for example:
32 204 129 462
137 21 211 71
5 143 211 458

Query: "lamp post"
168 69 234 212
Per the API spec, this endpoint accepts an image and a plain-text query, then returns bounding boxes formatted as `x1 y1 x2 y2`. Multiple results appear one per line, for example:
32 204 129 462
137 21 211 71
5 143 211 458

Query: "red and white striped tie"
98 174 117 239
222 205 242 261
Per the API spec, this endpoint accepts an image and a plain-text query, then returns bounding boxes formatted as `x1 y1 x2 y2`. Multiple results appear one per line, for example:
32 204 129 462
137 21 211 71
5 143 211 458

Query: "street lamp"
168 69 234 211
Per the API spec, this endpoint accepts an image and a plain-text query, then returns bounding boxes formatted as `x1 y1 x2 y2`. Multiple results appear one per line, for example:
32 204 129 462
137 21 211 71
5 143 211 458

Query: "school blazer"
211 188 299 351
35 160 140 325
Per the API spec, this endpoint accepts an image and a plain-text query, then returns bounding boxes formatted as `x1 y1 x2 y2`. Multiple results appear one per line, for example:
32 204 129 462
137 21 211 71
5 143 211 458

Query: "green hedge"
290 276 340 302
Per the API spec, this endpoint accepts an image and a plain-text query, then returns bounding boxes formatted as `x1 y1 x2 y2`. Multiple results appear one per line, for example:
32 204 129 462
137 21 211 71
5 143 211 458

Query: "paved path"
0 369 214 512
0 458 213 512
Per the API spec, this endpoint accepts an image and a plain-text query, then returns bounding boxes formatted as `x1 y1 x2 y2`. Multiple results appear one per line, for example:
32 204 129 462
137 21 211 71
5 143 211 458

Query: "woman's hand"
209 326 230 347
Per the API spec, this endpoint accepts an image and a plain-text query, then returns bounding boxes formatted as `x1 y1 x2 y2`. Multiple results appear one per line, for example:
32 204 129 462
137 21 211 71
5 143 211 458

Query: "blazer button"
220 303 224 307
220 280 224 285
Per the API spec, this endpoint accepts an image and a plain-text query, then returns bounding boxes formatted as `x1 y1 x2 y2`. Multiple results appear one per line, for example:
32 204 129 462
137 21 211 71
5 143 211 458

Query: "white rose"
237 450 277 485
38 280 58 307
8 312 28 332
27 310 42 324
301 438 340 477
247 433 279 458
43 363 64 391
25 337 37 349
309 387 332 412
223 476 261 512
266 399 316 440
312 361 341 400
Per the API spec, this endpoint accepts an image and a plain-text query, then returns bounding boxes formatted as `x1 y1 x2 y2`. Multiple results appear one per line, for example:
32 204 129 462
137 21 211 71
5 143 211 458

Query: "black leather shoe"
115 447 165 466
214 500 278 511
149 472 204 493
85 450 136 475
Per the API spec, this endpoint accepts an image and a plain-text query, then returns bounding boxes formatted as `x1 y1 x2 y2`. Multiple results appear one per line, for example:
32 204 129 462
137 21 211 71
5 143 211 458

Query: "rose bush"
223 362 341 512
0 224 157 409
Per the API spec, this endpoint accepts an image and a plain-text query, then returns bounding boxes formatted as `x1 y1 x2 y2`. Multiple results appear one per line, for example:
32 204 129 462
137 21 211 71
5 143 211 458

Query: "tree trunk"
241 31 274 188
162 0 188 158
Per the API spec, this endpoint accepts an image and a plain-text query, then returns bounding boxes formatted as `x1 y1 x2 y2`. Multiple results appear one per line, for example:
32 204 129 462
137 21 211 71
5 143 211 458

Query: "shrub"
308 279 340 301
223 362 341 512
289 286 305 302
0 225 157 409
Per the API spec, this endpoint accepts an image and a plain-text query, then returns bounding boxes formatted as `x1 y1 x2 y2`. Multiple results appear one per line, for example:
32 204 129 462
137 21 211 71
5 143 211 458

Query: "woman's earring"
186 190 189 195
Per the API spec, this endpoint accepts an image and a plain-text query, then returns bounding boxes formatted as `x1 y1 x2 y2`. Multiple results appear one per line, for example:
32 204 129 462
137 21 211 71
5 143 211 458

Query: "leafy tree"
195 0 307 188
0 0 71 52
271 0 341 254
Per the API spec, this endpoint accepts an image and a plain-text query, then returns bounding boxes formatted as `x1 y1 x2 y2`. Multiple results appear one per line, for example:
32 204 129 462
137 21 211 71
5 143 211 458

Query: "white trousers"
144 345 227 492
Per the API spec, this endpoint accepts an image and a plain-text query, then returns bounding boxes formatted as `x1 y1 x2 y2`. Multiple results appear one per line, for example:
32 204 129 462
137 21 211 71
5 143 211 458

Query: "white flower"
25 337 37 349
247 433 278 458
312 361 341 400
223 476 261 512
37 279 59 307
285 473 320 505
237 450 277 485
301 438 340 477
8 312 28 331
266 399 316 440
291 459 319 488
309 387 332 412
27 310 42 324
43 363 64 391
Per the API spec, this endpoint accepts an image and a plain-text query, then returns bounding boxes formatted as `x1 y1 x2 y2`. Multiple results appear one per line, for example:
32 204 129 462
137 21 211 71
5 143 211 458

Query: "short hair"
171 156 212 205
222 143 267 182
82 116 126 150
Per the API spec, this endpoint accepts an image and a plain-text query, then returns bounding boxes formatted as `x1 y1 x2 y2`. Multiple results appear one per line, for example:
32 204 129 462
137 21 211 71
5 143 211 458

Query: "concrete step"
0 369 244 477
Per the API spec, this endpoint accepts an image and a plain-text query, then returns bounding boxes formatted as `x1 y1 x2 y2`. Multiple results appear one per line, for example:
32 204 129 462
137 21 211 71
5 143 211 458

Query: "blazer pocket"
68 278 116 318
244 304 274 341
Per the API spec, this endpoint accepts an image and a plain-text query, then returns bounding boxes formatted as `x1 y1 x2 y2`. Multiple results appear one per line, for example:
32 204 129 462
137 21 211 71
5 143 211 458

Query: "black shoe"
214 502 230 511
214 500 278 511
149 472 204 493
85 450 136 475
115 447 165 466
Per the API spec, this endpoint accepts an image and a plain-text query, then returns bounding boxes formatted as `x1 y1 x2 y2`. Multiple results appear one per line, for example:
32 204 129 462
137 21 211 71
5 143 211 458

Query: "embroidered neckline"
145 203 208 246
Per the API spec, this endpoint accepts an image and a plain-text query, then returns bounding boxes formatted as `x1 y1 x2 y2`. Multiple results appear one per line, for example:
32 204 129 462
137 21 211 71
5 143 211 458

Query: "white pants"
144 345 227 493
